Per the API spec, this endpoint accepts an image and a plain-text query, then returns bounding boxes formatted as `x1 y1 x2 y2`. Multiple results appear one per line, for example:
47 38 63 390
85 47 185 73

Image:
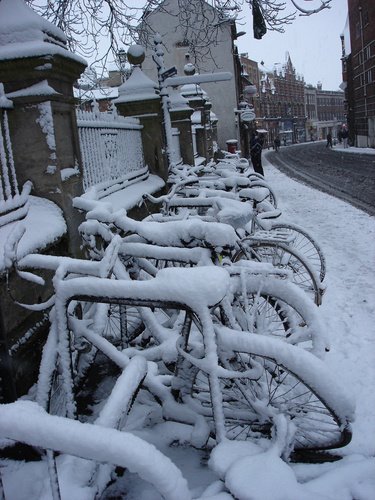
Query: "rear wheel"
234 242 322 305
271 223 326 282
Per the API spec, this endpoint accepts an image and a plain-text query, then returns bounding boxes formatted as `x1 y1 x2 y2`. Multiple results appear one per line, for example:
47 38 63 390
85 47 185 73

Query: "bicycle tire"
98 303 144 347
270 222 326 282
45 301 99 417
181 331 353 453
234 241 322 306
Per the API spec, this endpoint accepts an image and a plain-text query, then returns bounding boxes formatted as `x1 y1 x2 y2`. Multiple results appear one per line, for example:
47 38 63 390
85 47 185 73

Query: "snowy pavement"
1 157 375 499
262 158 375 459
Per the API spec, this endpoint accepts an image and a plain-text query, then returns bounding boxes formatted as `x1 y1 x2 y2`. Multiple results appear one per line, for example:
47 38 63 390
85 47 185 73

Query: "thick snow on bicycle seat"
117 214 239 251
211 197 253 229
60 266 231 311
172 187 238 200
155 266 231 309
166 196 252 229
238 187 271 203
257 208 282 220
220 175 251 188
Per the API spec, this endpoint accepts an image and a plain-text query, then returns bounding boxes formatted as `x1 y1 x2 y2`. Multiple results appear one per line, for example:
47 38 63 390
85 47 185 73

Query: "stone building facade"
0 0 87 401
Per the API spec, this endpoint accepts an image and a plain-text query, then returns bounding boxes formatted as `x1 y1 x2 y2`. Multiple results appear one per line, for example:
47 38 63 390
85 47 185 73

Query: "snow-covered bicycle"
2 226 353 499
140 189 324 305
20 241 352 452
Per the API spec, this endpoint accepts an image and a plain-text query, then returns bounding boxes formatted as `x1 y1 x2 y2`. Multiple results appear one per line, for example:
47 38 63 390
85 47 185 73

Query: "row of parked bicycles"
1 154 354 499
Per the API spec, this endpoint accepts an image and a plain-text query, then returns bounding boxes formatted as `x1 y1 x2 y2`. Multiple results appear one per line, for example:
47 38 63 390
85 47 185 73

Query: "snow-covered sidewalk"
262 158 375 458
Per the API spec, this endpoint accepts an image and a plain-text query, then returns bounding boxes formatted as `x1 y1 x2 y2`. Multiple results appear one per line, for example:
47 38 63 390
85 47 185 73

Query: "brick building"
305 83 346 141
240 53 306 147
342 0 375 147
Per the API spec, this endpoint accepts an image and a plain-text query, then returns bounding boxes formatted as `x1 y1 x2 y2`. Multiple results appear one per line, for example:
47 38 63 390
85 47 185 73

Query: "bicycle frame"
52 265 235 443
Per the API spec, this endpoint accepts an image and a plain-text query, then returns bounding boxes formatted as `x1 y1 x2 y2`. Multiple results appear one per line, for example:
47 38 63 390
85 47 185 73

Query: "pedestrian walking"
326 132 333 148
342 127 349 148
274 136 281 152
250 131 264 176
337 129 342 144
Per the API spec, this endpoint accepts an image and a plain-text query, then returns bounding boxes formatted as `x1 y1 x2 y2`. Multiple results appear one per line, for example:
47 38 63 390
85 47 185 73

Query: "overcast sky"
236 1 348 91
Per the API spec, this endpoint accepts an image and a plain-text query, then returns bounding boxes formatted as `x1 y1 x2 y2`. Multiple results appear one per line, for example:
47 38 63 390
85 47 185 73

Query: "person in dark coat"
274 136 281 152
341 127 349 148
250 131 264 176
326 132 333 148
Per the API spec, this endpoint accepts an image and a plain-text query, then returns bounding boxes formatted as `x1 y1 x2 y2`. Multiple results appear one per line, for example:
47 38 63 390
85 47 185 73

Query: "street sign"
161 66 178 80
240 110 256 122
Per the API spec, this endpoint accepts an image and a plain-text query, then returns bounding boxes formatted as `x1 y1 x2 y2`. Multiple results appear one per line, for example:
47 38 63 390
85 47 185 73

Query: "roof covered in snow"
0 0 86 65
115 67 159 103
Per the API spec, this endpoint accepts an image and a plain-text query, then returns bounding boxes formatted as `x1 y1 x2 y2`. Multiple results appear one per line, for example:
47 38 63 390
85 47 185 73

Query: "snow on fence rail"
76 104 145 191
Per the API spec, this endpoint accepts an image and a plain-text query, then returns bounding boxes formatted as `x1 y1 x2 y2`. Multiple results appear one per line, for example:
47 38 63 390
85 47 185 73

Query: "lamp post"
152 33 232 171
117 48 127 83
260 77 275 146
152 33 177 171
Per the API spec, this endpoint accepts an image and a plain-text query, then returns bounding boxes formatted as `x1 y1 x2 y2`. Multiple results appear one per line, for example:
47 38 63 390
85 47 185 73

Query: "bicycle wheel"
271 222 326 282
234 241 322 306
43 301 99 417
98 303 144 347
182 331 352 453
216 275 325 353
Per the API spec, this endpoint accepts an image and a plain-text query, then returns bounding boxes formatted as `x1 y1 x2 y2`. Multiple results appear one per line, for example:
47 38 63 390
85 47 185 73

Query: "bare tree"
24 0 331 71
245 0 332 33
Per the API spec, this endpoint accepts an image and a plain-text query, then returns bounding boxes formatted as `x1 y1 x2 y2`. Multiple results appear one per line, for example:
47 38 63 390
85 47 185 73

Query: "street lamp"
117 49 127 83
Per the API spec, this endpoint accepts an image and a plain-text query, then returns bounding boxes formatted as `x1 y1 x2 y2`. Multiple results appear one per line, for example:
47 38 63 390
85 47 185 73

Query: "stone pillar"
114 47 168 182
0 0 87 257
169 89 194 165
0 0 88 401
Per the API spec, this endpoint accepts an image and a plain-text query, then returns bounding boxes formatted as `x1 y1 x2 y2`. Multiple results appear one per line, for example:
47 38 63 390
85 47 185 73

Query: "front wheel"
181 331 353 454
249 181 278 208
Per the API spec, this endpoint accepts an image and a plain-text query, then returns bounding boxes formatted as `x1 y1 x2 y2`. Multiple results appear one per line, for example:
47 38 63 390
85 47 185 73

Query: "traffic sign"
161 66 178 80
